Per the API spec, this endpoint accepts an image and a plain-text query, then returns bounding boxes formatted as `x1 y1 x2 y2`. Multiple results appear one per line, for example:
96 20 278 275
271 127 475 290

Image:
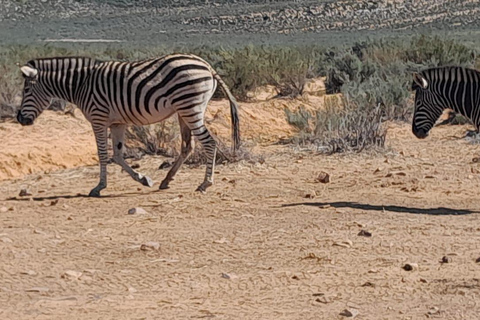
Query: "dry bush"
286 95 387 154
125 118 262 165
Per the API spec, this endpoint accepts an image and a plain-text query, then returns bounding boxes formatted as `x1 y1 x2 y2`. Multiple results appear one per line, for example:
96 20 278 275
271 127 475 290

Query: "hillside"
1 0 479 46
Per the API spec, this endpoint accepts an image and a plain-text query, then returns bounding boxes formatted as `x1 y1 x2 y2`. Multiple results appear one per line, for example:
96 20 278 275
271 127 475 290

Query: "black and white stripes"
412 66 480 139
17 54 240 196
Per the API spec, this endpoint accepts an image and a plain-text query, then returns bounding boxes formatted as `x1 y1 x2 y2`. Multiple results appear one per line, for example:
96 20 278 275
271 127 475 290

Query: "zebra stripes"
412 66 480 139
17 54 240 196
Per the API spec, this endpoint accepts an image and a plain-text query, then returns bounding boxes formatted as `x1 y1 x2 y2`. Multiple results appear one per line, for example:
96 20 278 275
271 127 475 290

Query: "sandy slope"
1 98 480 319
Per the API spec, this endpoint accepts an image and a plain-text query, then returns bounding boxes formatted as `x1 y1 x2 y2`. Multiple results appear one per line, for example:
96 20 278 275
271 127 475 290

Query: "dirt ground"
1 98 480 319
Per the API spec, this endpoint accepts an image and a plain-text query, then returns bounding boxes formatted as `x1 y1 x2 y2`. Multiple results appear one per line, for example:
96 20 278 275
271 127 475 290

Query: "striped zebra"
17 54 240 197
412 66 480 139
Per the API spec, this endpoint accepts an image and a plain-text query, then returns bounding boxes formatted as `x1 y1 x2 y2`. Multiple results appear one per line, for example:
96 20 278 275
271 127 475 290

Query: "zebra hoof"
195 186 207 194
88 189 101 197
140 176 153 187
159 180 170 190
195 182 212 193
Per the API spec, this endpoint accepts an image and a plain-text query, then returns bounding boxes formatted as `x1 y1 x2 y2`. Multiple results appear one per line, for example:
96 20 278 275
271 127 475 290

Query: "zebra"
17 54 241 197
412 66 480 139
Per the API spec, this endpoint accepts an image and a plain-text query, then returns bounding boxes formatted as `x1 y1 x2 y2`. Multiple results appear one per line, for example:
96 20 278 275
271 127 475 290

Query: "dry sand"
1 97 480 319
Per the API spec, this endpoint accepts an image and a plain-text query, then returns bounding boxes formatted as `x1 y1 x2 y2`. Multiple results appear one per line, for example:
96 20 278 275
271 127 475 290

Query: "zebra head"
17 64 51 126
411 72 444 139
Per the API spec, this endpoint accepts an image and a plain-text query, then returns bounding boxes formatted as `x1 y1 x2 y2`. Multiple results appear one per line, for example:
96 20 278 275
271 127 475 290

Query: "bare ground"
1 99 480 319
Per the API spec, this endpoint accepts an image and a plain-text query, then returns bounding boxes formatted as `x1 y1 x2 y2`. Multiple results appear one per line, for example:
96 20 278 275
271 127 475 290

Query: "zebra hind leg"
89 124 109 197
160 117 193 190
192 124 217 193
110 124 153 188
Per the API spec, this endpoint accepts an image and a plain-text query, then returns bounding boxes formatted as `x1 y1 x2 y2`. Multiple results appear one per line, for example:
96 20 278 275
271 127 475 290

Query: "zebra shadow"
281 201 478 216
4 191 155 202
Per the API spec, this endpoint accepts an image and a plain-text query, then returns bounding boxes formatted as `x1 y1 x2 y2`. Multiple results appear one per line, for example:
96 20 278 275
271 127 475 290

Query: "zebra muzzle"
17 111 34 126
413 127 429 139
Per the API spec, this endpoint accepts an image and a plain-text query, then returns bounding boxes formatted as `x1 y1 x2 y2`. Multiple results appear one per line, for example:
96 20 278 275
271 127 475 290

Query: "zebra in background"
17 54 241 197
412 66 480 139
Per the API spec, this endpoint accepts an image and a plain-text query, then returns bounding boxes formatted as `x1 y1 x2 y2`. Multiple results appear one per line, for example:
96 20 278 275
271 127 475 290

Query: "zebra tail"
212 72 241 152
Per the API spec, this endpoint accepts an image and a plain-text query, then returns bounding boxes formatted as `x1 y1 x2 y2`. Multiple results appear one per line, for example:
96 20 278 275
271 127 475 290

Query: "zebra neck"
35 57 96 106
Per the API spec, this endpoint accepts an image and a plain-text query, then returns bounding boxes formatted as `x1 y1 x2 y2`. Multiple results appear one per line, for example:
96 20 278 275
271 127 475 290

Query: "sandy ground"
1 98 480 319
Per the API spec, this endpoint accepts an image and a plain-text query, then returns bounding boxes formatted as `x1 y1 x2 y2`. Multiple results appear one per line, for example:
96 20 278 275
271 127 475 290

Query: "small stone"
361 281 375 287
19 189 32 197
333 240 353 248
128 207 148 215
315 296 332 304
475 257 480 263
128 287 137 293
20 270 37 276
403 263 418 271
62 270 83 279
1 237 12 243
427 307 440 315
314 171 330 183
50 199 59 206
131 163 140 169
140 241 160 251
304 191 316 199
340 308 359 318
221 273 231 279
357 230 372 237
26 287 49 293
440 256 452 264
159 160 173 169
0 206 8 213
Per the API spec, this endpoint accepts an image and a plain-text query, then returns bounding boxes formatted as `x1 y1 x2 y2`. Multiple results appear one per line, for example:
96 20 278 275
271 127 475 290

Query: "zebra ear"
413 72 428 89
20 66 38 79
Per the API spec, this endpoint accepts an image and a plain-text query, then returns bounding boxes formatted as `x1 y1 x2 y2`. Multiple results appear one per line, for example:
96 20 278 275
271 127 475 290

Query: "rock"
304 190 316 199
403 263 418 271
1 237 13 243
159 160 173 169
128 207 148 215
333 240 353 248
131 163 140 169
20 270 37 276
427 307 440 315
475 257 480 263
26 287 49 292
357 230 372 237
19 189 32 197
0 206 8 213
62 270 83 279
140 241 160 251
440 256 452 264
314 172 330 183
315 296 332 304
340 308 359 318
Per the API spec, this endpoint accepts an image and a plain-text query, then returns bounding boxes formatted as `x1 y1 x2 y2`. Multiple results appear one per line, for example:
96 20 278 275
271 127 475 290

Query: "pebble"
128 207 148 215
357 230 372 237
403 263 418 271
19 189 32 197
140 242 160 251
26 287 49 293
340 308 359 318
315 171 330 183
62 270 83 279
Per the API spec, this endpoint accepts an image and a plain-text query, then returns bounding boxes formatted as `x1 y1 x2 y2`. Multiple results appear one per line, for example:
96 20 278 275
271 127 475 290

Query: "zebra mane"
26 56 99 70
412 66 480 91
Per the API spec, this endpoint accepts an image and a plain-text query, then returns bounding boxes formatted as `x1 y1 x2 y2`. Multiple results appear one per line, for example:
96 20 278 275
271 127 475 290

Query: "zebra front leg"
160 117 193 189
89 124 109 197
110 124 153 187
192 125 217 193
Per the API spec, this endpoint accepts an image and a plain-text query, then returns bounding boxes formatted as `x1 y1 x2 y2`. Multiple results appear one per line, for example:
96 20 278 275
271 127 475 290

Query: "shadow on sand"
281 201 479 216
3 190 158 202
